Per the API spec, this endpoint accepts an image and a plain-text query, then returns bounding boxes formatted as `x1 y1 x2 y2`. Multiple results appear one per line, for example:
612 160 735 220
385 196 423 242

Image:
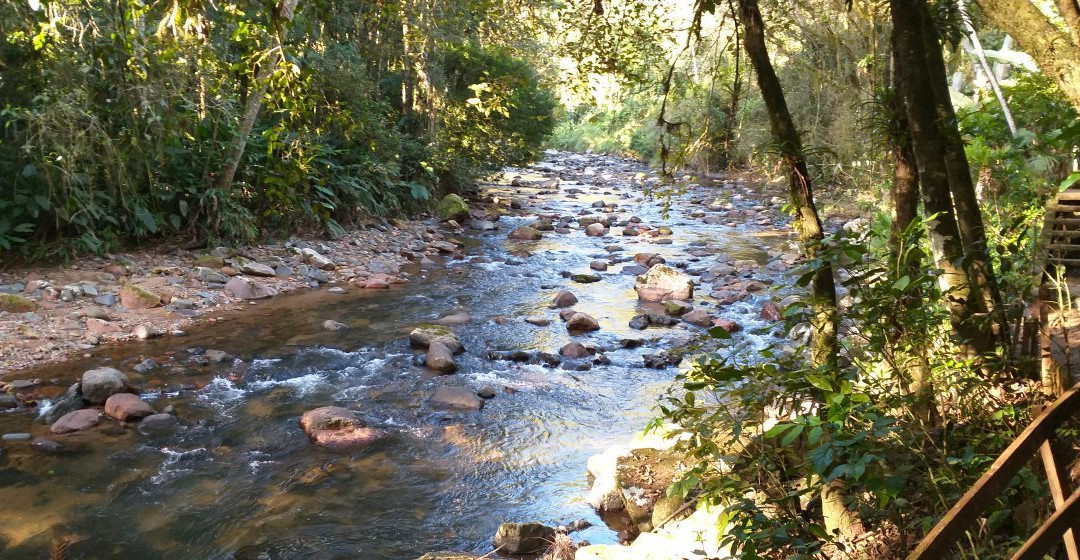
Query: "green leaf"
707 325 731 339
891 275 911 291
764 423 792 439
781 423 804 446
806 373 833 392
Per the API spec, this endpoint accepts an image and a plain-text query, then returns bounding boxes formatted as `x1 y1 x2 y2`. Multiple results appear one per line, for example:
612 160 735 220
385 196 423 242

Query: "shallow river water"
0 152 793 559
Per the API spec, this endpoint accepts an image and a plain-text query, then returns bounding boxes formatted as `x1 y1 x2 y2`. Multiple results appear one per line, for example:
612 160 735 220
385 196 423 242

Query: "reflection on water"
0 156 792 559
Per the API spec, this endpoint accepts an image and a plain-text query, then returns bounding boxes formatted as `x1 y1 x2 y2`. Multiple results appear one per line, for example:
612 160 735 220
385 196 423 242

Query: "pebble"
2 433 31 442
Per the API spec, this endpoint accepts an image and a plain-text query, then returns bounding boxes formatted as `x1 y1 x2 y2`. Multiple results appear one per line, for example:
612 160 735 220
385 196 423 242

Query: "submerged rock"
426 342 458 374
508 226 543 241
300 406 383 449
430 385 484 410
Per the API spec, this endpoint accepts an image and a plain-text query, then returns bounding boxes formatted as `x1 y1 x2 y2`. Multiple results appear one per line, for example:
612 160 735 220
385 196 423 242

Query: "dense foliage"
0 0 555 260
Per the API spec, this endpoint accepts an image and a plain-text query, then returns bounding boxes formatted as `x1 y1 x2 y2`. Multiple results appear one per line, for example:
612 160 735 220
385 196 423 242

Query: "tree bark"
976 0 1080 112
916 3 1004 344
216 0 299 193
737 0 862 541
891 0 994 357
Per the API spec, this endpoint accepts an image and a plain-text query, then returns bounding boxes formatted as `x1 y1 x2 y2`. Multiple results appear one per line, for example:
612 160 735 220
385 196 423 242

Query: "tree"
735 0 863 541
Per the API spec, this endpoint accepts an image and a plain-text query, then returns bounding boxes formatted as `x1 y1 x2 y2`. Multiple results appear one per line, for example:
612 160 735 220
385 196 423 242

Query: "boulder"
50 409 100 434
195 267 229 284
300 406 383 448
493 522 556 555
634 265 693 302
508 226 543 241
435 194 470 222
300 248 336 271
560 341 591 359
80 367 130 404
616 447 691 531
552 290 578 308
409 324 464 354
566 312 600 333
120 284 162 309
430 385 484 410
426 342 458 374
572 273 601 284
104 393 156 421
224 276 276 300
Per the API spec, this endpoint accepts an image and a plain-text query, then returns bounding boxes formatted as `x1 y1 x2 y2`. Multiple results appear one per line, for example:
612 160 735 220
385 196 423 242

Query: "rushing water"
0 152 793 559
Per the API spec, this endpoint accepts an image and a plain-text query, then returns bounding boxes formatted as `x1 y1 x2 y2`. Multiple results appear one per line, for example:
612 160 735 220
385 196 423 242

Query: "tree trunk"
917 3 1006 344
891 0 993 357
216 0 299 193
976 0 1080 112
888 71 941 430
737 0 861 541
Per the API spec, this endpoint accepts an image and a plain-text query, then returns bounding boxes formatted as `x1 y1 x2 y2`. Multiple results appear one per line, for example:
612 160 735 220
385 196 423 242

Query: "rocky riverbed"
0 150 808 559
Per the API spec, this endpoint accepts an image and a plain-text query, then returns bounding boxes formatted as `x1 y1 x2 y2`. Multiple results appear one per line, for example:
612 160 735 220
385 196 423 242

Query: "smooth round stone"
2 433 31 442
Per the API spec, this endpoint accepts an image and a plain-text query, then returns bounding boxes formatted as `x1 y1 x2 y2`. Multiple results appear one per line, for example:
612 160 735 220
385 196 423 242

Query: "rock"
224 276 276 300
431 385 484 410
590 260 609 271
470 219 497 231
655 226 673 236
193 254 226 268
585 223 608 236
235 258 277 277
0 394 18 409
567 312 600 333
173 298 196 309
587 446 628 512
435 194 470 222
477 386 497 399
133 324 163 340
204 349 234 362
138 413 178 436
508 226 543 241
633 253 666 268
560 342 591 358
409 324 463 354
415 553 484 560
713 318 742 333
760 301 781 321
662 301 692 316
31 437 64 453
120 284 162 309
572 273 602 283
634 265 694 302
552 290 578 308
105 393 156 421
80 367 130 404
681 309 712 327
94 294 118 306
50 409 101 434
426 342 458 374
493 522 556 555
436 313 472 326
323 320 350 331
628 314 650 330
327 287 346 294
195 266 229 284
300 248 336 271
133 358 159 373
524 316 551 326
0 294 36 313
86 317 123 334
300 406 382 448
1 433 31 442
617 448 691 532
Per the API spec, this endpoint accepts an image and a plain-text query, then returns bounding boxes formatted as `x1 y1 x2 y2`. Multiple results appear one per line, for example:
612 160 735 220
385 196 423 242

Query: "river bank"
0 150 807 559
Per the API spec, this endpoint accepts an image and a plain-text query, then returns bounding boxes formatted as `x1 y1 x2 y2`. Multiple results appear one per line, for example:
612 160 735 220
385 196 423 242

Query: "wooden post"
1038 435 1080 560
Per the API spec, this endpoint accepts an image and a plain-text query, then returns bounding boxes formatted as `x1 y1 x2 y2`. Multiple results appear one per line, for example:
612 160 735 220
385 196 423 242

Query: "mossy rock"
193 254 226 269
0 294 36 313
572 273 602 283
409 324 463 353
435 194 470 222
120 284 162 310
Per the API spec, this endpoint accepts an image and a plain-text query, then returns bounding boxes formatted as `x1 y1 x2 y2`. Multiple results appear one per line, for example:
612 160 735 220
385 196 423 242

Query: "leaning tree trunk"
976 0 1080 113
916 3 1006 344
736 0 863 541
216 0 300 193
891 0 994 358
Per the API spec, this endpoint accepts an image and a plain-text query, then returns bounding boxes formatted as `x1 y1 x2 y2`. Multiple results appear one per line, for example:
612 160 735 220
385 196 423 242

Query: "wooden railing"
908 383 1080 560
